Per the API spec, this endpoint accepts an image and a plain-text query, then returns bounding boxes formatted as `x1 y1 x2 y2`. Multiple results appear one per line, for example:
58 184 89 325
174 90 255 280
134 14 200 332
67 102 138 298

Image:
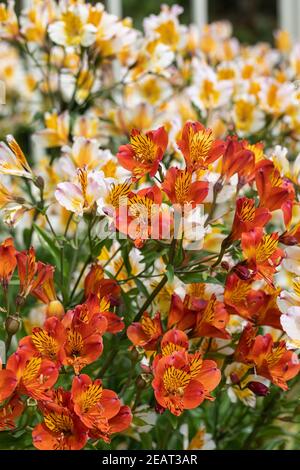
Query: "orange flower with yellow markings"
117 127 168 180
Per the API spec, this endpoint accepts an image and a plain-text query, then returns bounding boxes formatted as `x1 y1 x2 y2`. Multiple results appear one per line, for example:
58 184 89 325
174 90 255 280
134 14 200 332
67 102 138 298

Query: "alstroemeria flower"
71 374 132 442
221 136 255 182
16 247 55 301
117 127 168 180
241 227 285 285
0 394 24 431
0 135 33 178
0 351 58 402
255 159 295 226
0 237 17 288
55 167 104 216
18 317 67 367
48 4 97 47
152 351 221 416
127 311 163 351
229 197 271 241
177 121 225 172
35 111 70 148
224 273 282 329
247 335 300 390
162 167 208 207
32 388 88 450
61 297 108 374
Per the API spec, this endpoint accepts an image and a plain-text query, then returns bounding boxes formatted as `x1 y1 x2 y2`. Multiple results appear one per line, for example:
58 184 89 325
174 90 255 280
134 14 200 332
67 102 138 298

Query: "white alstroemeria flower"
55 168 104 216
0 135 33 178
48 4 97 47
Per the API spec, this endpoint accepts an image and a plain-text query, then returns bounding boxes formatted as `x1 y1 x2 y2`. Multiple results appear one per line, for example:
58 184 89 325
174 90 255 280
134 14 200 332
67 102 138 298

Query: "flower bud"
5 314 20 335
230 372 240 385
136 376 147 389
46 300 65 319
221 261 230 271
247 381 269 396
155 401 166 414
34 175 45 191
233 264 252 281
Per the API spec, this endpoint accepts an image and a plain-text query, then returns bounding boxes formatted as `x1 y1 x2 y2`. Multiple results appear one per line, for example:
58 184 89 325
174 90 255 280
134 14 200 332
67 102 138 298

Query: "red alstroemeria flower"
62 296 108 374
117 127 168 180
89 405 132 443
224 273 282 329
71 374 132 442
248 335 300 390
16 247 54 301
18 316 67 366
152 351 221 416
162 167 208 207
241 227 285 285
127 311 163 351
177 121 225 172
0 395 24 431
230 197 271 241
0 351 58 402
255 159 295 226
221 136 255 182
33 388 88 450
0 237 17 288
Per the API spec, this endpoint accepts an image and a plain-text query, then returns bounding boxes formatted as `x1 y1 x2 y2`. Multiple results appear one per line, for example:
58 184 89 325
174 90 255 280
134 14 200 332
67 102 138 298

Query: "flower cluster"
0 0 300 452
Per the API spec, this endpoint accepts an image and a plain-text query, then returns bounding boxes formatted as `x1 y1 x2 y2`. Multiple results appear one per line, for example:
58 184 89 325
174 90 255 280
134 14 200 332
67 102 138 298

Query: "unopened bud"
34 176 45 191
247 381 269 396
221 261 230 271
130 348 139 362
155 401 166 414
136 376 147 389
15 196 26 204
230 372 240 385
5 314 20 335
46 300 65 319
233 264 252 281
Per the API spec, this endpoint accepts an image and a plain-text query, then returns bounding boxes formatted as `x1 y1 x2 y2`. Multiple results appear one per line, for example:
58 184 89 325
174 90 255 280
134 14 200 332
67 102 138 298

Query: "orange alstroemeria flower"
162 167 208 207
0 237 17 288
0 351 58 402
116 186 171 248
0 395 24 431
160 329 189 356
241 227 285 285
62 296 108 374
221 136 255 182
18 316 67 367
255 159 295 226
71 374 132 442
33 388 88 450
167 293 230 340
248 336 300 390
224 273 282 329
230 197 271 241
84 269 123 333
16 247 55 301
117 127 168 180
177 121 225 172
152 350 221 416
127 311 163 351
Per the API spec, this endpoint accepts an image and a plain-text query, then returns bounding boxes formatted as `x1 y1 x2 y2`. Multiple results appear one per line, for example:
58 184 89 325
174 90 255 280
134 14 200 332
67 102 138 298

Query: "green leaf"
166 264 174 283
33 223 60 264
177 271 206 283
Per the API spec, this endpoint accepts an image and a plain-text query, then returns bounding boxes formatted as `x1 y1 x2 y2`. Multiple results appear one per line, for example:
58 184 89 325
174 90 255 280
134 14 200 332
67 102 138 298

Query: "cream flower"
48 4 97 47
